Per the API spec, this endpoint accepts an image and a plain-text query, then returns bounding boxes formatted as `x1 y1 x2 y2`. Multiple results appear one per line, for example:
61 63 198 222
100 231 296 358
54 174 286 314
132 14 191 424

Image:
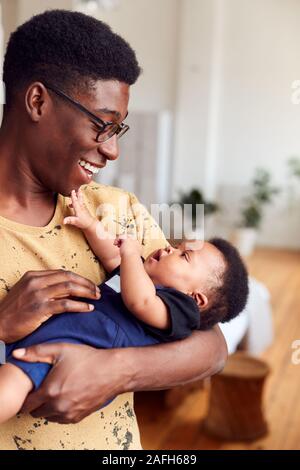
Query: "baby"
0 189 249 423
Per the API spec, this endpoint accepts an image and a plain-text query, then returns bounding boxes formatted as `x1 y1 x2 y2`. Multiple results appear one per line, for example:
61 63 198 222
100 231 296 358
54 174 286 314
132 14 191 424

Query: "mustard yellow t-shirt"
0 182 168 450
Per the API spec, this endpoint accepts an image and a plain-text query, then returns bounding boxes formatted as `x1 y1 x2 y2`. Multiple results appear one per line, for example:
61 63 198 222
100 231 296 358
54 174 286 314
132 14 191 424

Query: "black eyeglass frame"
44 83 129 143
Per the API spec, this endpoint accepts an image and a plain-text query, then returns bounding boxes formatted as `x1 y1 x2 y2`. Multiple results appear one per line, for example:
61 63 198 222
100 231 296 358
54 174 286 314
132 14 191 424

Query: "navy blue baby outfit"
6 266 200 390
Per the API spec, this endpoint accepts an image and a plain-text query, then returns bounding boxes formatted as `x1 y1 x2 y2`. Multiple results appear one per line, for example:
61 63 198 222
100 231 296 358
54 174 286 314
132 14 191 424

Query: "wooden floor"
134 248 300 450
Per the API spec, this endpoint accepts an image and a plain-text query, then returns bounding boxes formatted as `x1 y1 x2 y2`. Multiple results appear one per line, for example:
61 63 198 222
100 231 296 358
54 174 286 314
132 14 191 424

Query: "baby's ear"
190 291 208 309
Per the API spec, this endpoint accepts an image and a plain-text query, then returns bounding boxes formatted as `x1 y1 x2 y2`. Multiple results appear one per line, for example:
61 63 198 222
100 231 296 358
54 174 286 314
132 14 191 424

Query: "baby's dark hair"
200 238 249 330
3 9 141 109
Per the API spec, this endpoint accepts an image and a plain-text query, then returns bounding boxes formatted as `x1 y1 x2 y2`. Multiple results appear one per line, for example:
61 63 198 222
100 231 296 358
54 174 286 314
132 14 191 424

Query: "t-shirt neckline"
0 193 66 235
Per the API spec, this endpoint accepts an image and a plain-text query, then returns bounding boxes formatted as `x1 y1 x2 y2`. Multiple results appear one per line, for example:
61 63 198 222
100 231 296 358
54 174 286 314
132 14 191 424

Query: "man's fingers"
26 270 99 294
21 387 63 417
45 298 95 316
21 390 47 414
24 269 71 278
32 411 67 423
41 281 100 301
12 343 64 364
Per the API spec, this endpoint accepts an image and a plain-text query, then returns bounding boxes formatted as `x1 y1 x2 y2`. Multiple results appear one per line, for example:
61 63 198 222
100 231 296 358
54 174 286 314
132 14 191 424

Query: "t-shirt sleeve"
127 192 170 259
144 287 201 342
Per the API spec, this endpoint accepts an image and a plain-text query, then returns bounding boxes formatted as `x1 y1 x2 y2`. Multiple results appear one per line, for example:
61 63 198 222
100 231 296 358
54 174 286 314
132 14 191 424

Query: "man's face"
29 80 130 196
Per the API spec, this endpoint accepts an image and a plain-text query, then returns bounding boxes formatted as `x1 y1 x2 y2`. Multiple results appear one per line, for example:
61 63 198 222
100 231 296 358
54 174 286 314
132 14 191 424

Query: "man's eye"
92 123 103 134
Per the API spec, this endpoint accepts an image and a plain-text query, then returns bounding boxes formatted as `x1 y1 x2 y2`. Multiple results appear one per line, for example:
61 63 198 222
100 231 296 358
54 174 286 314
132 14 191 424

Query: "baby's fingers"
77 187 84 204
70 189 80 208
71 189 86 214
64 216 80 226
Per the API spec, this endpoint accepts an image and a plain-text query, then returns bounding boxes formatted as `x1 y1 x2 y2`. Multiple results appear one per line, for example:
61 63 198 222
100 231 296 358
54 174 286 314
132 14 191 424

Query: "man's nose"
97 135 119 161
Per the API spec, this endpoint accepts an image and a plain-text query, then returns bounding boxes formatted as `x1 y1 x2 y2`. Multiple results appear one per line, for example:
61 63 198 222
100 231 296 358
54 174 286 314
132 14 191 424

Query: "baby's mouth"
150 248 164 262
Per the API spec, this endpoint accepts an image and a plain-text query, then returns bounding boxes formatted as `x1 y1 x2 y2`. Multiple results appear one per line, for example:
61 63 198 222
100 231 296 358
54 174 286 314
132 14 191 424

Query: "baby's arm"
118 239 170 330
64 189 121 273
0 363 33 423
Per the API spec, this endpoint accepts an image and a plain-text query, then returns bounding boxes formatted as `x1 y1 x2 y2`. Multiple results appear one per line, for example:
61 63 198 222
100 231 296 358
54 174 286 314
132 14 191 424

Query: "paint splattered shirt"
0 182 168 450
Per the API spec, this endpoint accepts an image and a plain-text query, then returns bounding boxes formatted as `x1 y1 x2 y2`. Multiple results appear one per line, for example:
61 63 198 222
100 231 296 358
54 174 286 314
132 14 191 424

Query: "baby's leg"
0 363 33 423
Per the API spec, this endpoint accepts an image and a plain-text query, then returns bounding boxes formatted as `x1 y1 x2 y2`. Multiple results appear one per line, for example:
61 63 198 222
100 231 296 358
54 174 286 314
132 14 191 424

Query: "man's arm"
122 325 228 390
14 326 227 424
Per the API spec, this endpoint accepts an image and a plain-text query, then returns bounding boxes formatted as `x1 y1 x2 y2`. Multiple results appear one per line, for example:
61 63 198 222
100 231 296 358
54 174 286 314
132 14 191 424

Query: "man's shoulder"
79 182 138 212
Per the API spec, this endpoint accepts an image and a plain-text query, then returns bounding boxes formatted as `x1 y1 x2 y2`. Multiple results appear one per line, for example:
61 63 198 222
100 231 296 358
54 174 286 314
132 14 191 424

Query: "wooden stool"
203 352 270 441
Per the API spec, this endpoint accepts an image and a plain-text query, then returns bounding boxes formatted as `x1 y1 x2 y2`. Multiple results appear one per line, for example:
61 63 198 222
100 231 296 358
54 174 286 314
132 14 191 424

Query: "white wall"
217 0 300 187
1 0 18 47
1 0 74 48
174 0 300 248
75 0 180 112
217 0 300 248
173 0 221 195
18 0 73 24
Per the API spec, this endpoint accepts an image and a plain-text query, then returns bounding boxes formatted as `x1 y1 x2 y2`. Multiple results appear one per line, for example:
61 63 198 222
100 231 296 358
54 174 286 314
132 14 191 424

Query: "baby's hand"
64 189 95 230
114 236 142 257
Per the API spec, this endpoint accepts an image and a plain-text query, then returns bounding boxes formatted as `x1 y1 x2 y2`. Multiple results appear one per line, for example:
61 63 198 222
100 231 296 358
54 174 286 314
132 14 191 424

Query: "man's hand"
0 270 100 343
13 343 130 424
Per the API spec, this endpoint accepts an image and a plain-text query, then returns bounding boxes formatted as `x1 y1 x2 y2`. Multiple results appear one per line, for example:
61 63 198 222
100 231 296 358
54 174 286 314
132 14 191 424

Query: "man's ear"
25 82 49 122
189 291 209 309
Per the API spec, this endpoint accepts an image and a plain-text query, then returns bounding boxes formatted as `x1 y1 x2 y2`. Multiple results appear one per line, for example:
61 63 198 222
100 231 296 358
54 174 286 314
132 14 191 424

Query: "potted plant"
287 156 300 179
232 168 280 256
174 188 219 240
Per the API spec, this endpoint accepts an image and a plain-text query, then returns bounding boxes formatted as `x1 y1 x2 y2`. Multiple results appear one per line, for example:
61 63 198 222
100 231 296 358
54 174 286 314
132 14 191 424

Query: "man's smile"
78 158 103 175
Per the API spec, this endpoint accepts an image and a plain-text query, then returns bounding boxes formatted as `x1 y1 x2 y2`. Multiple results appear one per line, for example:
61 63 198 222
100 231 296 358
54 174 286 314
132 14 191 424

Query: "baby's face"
144 241 225 297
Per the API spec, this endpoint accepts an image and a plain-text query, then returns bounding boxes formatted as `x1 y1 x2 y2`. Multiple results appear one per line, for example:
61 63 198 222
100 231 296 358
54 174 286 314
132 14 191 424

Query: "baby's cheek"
163 265 179 286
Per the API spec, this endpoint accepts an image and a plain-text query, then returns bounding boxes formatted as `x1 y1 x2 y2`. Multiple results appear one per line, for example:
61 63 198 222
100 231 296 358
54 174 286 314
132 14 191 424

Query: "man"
0 10 227 450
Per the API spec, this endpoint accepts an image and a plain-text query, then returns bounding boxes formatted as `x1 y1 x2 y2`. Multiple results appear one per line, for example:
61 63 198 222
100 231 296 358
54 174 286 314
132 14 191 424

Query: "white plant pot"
231 228 258 257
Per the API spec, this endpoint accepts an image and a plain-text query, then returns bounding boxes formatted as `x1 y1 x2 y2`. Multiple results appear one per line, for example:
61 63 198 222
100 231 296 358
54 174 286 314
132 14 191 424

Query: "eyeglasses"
44 83 129 143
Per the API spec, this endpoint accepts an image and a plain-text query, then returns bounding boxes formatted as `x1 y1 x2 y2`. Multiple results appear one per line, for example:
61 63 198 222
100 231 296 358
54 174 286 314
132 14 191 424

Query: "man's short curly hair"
3 9 141 107
200 238 249 330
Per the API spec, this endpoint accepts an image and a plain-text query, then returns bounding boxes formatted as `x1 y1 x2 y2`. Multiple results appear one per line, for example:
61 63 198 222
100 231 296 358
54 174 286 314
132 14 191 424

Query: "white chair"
220 277 274 355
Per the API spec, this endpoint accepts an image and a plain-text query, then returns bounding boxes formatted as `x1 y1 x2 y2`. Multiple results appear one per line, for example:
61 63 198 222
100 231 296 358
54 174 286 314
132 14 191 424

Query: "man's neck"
0 127 57 227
